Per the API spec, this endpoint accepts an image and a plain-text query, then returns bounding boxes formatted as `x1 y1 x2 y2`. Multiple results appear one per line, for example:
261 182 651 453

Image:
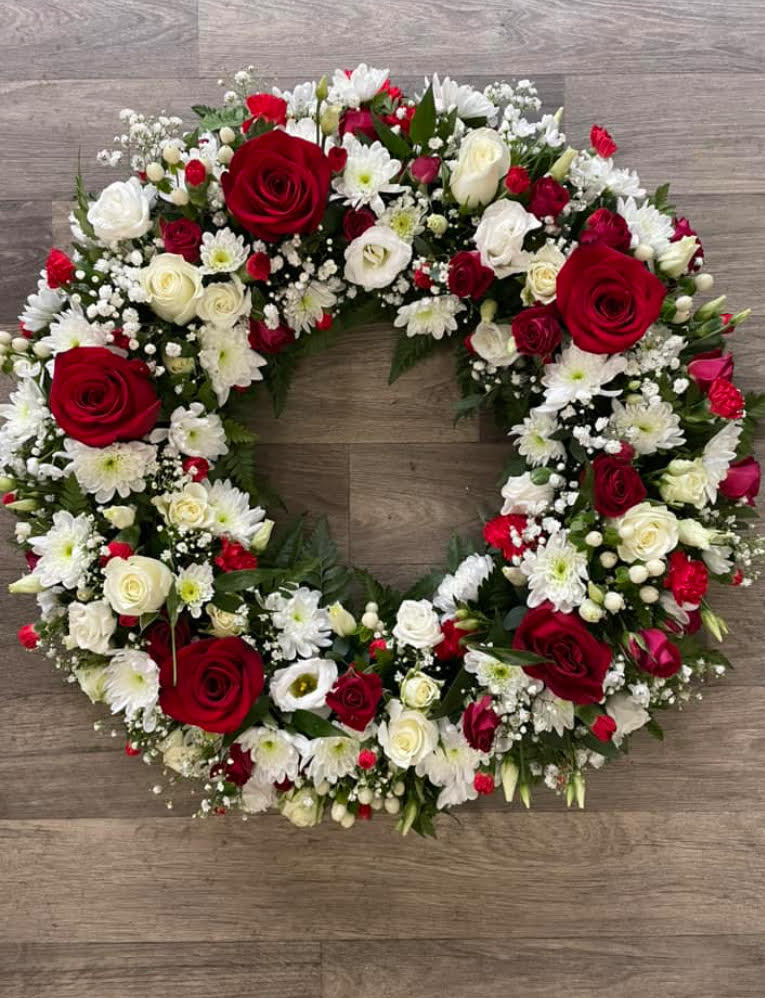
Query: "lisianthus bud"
328 602 356 637
320 105 341 135
501 757 519 802
695 295 726 320
250 519 274 554
9 574 44 594
547 145 578 182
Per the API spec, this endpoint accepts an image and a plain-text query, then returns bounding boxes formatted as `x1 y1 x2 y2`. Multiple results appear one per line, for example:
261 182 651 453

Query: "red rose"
46 248 76 288
504 165 530 194
214 536 258 572
159 636 264 734
17 623 39 649
665 550 708 608
629 628 682 678
688 350 734 391
434 618 467 661
556 244 666 354
49 346 160 447
483 513 530 561
513 603 611 704
462 696 500 752
578 208 632 253
327 147 348 173
145 614 192 665
248 317 296 355
184 159 207 187
325 668 383 731
245 251 271 281
342 207 377 241
665 607 702 637
211 742 253 787
591 714 617 742
591 453 646 517
183 456 210 482
243 93 288 131
708 377 744 419
528 176 569 219
672 216 703 268
719 457 760 505
410 156 441 184
447 251 494 300
159 218 203 263
339 108 377 141
511 302 562 357
221 130 331 241
590 124 617 158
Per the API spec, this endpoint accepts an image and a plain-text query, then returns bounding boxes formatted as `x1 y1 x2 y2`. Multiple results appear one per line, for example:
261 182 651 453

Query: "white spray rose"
470 320 517 367
522 243 566 304
87 177 153 243
613 502 679 563
65 599 117 655
392 599 442 649
657 235 700 278
196 276 250 327
450 128 510 207
74 664 109 703
400 669 442 710
474 200 541 278
156 482 214 530
344 225 412 290
206 604 248 637
102 555 173 616
378 700 439 768
659 458 709 509
280 786 324 827
102 505 135 529
140 253 203 324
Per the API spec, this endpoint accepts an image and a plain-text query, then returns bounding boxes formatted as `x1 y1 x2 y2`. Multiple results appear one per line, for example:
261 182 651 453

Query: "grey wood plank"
0 202 51 324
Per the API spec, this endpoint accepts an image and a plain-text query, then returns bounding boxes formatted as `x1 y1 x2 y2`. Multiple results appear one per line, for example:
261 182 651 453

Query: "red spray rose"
504 165 530 194
221 130 331 241
243 93 288 131
483 513 531 561
45 248 76 288
358 748 377 770
688 350 734 391
513 603 611 704
159 636 264 734
342 207 377 241
473 772 495 796
160 217 203 262
528 176 569 219
184 159 207 187
17 624 39 649
629 628 683 678
49 346 160 447
665 550 708 608
591 714 617 741
708 377 744 419
447 251 494 300
462 696 501 752
556 243 666 354
325 668 383 731
719 457 760 505
214 536 258 572
145 614 192 665
591 452 647 518
327 146 348 173
590 124 617 157
211 742 253 786
339 108 377 141
578 208 632 253
410 156 441 184
245 251 271 281
671 216 703 267
183 456 210 482
248 318 296 355
511 302 562 357
434 618 468 661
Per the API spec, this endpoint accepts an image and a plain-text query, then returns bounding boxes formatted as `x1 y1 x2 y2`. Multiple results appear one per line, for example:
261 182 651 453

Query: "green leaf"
579 732 622 759
263 350 298 417
470 644 547 667
354 568 403 625
289 709 348 739
503 605 527 632
222 694 273 748
213 566 303 593
446 531 483 573
645 719 664 741
223 417 257 445
372 113 412 159
409 83 437 148
300 518 353 605
431 665 474 718
191 104 247 132
266 516 306 569
58 475 89 515
388 331 441 384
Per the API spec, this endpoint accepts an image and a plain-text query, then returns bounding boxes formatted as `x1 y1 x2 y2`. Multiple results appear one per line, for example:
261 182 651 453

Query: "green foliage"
300 517 353 605
289 709 347 739
402 569 443 602
445 530 483 573
354 568 403 625
409 83 437 148
58 474 90 515
190 104 247 132
266 516 307 569
387 330 442 384
372 114 412 159
650 181 675 214
432 665 473 718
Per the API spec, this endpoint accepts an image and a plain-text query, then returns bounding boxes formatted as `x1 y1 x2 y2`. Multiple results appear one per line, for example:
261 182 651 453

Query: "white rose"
196 276 250 327
677 519 714 550
613 502 679 563
74 664 109 703
269 658 338 711
605 692 650 746
344 225 412 291
474 200 541 278
103 505 135 529
158 727 207 776
378 700 439 768
659 458 709 509
280 786 324 827
140 253 203 324
102 555 173 616
65 599 117 655
400 669 442 710
328 602 356 637
500 471 554 515
470 320 517 367
87 177 153 243
206 604 247 637
392 599 442 649
522 243 566 304
657 235 700 278
156 482 214 530
450 128 510 207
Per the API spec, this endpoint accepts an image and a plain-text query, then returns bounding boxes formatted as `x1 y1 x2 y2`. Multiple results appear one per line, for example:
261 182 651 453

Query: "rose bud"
578 208 631 253
528 176 569 219
17 623 39 649
719 457 760 505
447 250 494 300
45 248 76 288
245 252 271 281
462 696 501 752
629 628 682 678
687 350 734 391
590 124 617 157
504 165 530 194
184 159 207 188
410 156 441 184
591 714 617 742
338 108 377 141
327 146 348 173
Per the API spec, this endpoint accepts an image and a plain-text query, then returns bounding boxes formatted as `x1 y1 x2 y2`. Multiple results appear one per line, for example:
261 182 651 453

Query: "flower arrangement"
2 65 763 835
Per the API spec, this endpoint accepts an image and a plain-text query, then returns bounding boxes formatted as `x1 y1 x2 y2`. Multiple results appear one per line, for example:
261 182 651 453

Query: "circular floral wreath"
2 65 763 835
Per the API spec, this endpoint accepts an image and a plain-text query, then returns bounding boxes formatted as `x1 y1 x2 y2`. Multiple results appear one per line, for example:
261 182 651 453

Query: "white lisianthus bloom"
500 471 554 516
103 649 159 728
657 235 700 278
522 243 567 305
400 669 442 710
203 478 265 545
282 279 338 334
102 555 173 616
250 518 275 553
328 602 356 637
532 688 575 737
428 74 496 120
702 422 742 502
63 439 157 503
303 735 359 784
521 530 589 613
540 344 627 411
450 128 510 207
176 562 215 617
511 410 567 467
392 599 443 649
378 700 439 768
238 726 305 783
65 600 117 656
140 253 203 324
270 657 339 712
394 295 465 340
156 481 214 531
165 403 228 460
616 196 674 254
469 320 517 367
344 225 412 290
199 228 249 273
612 502 679 563
333 135 404 214
605 691 650 746
39 307 109 356
416 720 483 809
330 63 390 107
659 458 709 509
0 379 49 447
264 587 332 660
29 511 94 589
199 323 267 404
87 177 154 243
474 199 541 277
609 398 685 455
74 664 109 704
433 554 494 615
206 604 249 637
196 276 250 327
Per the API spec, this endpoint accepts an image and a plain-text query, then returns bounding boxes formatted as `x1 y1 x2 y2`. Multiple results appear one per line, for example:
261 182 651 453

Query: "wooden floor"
2 2 765 994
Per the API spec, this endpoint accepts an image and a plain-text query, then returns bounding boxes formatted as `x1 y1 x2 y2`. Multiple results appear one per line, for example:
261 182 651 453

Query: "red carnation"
473 772 495 796
99 541 134 566
434 618 467 661
504 165 530 194
325 668 383 731
17 623 39 649
413 267 433 290
159 218 203 263
528 176 569 219
708 377 744 419
511 302 562 357
590 124 617 158
46 248 76 288
339 108 377 141
462 696 500 752
410 156 441 184
578 208 632 253
591 714 617 742
342 207 377 241
665 550 708 608
248 317 295 355
447 250 494 300
719 457 760 505
184 159 207 188
243 93 288 131
629 628 682 678
358 748 377 770
246 252 271 281
591 452 646 518
214 536 258 572
483 513 530 561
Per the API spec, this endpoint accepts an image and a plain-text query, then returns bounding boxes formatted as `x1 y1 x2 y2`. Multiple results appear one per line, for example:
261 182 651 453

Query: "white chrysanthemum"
19 272 65 332
379 196 425 241
176 562 215 617
464 649 532 707
703 422 742 502
540 344 627 411
532 688 575 736
241 773 277 814
394 295 465 341
433 553 494 615
282 279 338 334
609 398 685 455
63 439 157 503
238 726 304 783
199 228 249 273
333 135 405 214
0 378 49 448
510 410 567 467
330 64 389 107
284 117 321 144
273 80 318 118
199 323 267 404
501 471 555 516
264 587 333 660
521 530 588 613
303 735 358 784
165 403 228 460
617 196 674 255
416 720 483 810
29 511 94 589
569 153 645 202
38 307 109 355
203 478 265 545
103 649 159 730
270 657 338 711
427 73 496 120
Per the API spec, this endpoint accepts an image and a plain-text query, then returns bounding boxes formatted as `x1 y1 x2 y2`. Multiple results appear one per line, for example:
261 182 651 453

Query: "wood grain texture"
0 201 51 323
